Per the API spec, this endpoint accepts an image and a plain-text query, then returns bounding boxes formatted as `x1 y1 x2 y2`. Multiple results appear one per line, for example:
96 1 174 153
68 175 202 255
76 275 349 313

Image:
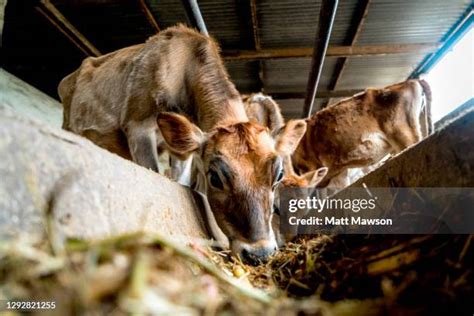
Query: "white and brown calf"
59 25 307 264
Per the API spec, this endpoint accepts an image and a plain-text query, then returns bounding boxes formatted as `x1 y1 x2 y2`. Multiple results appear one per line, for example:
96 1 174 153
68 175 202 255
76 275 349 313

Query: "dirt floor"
0 232 472 315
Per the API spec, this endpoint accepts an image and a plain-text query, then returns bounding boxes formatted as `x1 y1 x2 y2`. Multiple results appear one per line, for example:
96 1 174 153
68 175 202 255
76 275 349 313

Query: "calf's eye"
273 164 284 188
276 169 284 182
208 170 224 190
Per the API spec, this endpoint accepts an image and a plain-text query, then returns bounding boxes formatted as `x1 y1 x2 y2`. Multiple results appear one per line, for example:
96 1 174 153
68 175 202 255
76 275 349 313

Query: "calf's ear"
301 167 328 188
157 112 206 159
274 119 307 156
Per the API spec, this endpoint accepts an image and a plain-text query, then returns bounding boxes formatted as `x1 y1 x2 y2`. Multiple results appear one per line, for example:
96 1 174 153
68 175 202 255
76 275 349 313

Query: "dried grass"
0 232 472 315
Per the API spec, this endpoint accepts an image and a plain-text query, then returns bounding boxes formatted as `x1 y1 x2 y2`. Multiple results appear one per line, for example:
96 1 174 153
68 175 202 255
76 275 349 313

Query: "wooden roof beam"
270 89 362 99
37 0 101 57
137 0 160 33
222 43 440 60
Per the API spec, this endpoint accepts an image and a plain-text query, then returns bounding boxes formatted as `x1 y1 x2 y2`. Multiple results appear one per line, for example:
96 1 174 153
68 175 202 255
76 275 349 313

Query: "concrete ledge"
0 107 209 242
0 69 63 127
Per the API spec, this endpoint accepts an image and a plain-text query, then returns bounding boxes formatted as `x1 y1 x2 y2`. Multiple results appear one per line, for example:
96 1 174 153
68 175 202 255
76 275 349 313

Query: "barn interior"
1 0 473 315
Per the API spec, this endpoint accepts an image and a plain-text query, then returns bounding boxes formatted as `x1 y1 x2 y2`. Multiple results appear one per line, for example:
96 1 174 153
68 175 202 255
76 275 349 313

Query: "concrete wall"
0 69 63 127
0 107 210 243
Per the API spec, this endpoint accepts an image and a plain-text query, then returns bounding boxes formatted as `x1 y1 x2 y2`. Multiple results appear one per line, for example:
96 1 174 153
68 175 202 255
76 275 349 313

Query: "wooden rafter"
270 89 363 99
37 0 101 57
222 43 440 61
137 0 160 33
35 6 90 57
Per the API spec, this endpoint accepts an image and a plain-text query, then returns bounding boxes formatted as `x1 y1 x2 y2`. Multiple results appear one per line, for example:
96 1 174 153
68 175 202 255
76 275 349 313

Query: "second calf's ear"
301 167 328 187
274 119 307 156
157 112 206 158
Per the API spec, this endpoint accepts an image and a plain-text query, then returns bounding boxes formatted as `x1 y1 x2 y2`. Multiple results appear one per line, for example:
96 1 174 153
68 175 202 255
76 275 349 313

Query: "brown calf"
59 25 306 264
243 93 328 244
243 93 328 188
292 79 432 186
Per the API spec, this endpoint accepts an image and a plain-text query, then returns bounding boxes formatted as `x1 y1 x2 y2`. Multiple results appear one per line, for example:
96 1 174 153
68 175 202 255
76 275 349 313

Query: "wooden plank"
222 43 440 60
38 0 101 57
35 6 90 57
137 0 160 33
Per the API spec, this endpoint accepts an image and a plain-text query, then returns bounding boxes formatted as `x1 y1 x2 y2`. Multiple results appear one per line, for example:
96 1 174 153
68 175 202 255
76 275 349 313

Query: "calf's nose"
241 245 277 265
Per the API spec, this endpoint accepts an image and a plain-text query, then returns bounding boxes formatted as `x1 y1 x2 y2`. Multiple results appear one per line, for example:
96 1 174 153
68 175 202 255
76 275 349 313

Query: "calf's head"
157 113 307 264
367 79 428 149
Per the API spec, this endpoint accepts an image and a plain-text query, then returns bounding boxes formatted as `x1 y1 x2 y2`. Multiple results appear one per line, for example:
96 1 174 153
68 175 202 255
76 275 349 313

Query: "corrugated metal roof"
199 0 254 49
356 0 472 45
263 57 339 93
274 98 327 119
147 0 187 29
258 0 359 48
226 60 260 93
149 0 254 49
336 54 428 90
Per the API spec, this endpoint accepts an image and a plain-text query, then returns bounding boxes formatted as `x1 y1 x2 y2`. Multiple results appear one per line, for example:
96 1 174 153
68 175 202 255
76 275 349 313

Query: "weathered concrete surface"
350 106 474 188
0 107 209 243
0 69 63 127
